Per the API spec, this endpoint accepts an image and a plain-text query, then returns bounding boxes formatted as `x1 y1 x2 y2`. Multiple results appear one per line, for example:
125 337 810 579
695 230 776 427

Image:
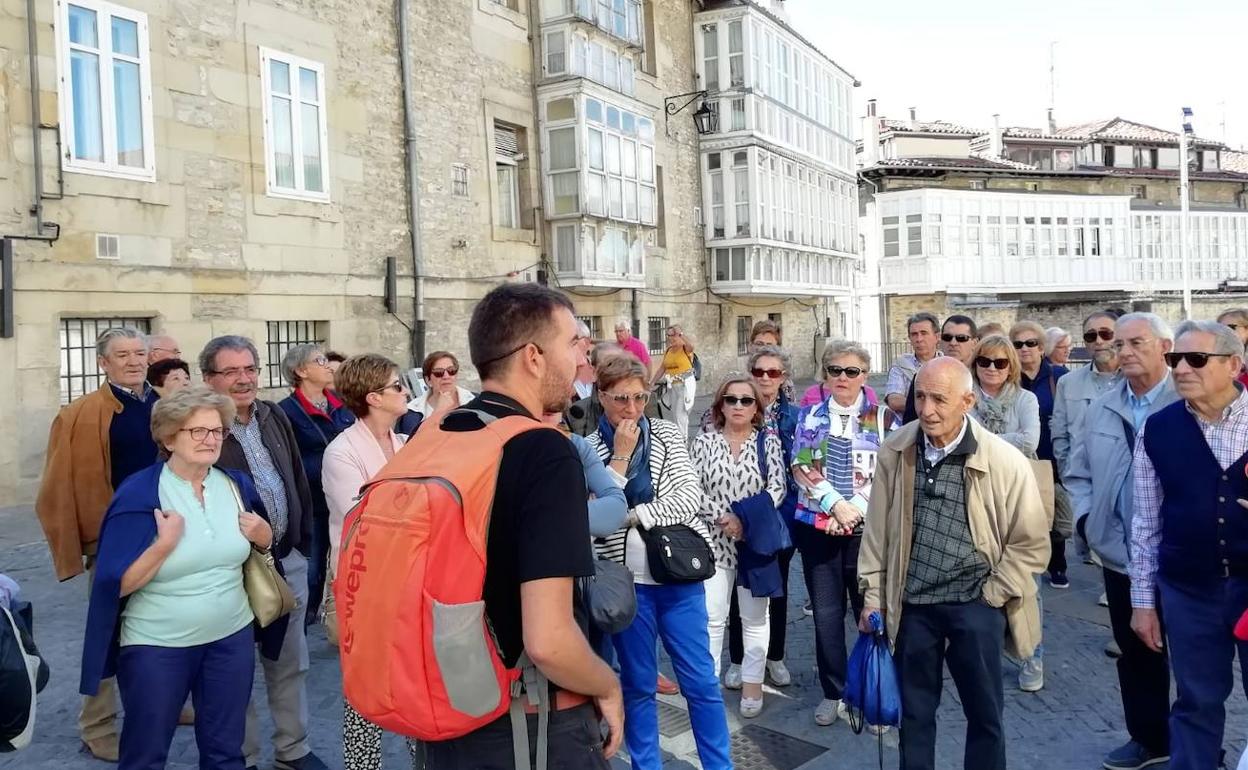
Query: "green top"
120 466 254 648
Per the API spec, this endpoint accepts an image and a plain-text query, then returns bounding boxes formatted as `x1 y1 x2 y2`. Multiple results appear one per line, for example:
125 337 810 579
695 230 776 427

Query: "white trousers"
704 566 770 685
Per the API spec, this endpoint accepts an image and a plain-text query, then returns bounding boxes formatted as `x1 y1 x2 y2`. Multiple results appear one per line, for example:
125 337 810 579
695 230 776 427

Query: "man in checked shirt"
1131 319 1248 770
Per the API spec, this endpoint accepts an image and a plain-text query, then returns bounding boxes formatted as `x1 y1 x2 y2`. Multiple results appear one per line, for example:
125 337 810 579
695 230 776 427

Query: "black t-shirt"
441 392 594 668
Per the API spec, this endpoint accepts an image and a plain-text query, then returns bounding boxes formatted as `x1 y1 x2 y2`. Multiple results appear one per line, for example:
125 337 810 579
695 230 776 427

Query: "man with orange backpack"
337 283 623 769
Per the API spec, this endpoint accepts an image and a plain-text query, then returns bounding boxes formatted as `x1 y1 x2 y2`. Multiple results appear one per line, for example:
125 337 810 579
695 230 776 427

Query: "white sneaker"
765 659 792 687
1098 592 1109 607
1018 658 1044 692
739 695 764 719
814 698 841 726
722 664 742 690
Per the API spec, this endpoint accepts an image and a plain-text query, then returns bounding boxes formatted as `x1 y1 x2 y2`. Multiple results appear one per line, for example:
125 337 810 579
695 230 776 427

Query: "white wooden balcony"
708 244 855 297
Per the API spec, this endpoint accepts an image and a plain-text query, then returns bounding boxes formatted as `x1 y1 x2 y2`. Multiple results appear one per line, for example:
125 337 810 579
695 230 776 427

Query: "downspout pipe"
397 0 424 365
9 0 59 243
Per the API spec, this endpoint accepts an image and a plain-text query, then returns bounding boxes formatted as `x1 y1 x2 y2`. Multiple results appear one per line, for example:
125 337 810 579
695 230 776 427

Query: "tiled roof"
881 119 982 136
868 155 1033 171
999 117 1223 147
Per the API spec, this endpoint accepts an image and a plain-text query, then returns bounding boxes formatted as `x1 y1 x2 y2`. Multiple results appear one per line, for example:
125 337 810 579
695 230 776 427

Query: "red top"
293 388 343 419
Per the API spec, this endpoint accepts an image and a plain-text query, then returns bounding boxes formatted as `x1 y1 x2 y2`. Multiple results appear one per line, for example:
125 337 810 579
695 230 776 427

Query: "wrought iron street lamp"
664 90 718 137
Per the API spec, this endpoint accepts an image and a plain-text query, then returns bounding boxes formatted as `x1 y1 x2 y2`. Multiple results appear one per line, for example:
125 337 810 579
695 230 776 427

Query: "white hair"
576 320 591 338
1044 327 1070 356
1174 320 1243 356
1116 312 1174 342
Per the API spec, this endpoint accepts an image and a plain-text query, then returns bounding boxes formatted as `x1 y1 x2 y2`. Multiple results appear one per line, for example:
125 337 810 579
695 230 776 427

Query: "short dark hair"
469 283 575 381
749 319 782 345
1084 310 1119 328
422 351 459 380
326 350 347 364
147 358 190 388
942 314 978 337
907 312 940 335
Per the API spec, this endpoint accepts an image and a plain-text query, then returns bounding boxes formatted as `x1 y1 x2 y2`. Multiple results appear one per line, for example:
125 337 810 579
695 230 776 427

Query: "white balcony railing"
709 245 855 297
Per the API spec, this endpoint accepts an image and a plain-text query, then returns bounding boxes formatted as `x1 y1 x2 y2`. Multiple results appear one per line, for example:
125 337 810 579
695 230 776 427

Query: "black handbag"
640 524 715 584
580 557 637 635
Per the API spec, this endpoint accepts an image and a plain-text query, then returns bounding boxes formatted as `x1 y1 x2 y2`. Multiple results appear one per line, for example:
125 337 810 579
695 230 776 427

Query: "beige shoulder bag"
229 479 296 628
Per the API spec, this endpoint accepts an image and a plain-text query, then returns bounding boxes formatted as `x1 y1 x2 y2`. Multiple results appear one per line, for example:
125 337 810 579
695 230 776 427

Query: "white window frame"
260 47 331 202
495 157 520 228
55 0 156 181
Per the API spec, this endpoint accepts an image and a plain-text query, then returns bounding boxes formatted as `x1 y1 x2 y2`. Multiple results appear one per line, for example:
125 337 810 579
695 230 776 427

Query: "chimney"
1047 107 1057 135
862 99 880 166
990 114 1003 159
908 106 918 130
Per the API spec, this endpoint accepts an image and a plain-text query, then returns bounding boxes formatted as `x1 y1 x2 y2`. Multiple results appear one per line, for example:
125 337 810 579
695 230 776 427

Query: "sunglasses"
1164 351 1234 369
975 356 1010 370
723 395 757 407
826 365 865 378
1012 339 1041 349
751 367 785 379
941 333 973 343
1083 329 1114 343
371 381 405 394
429 367 458 378
606 392 650 405
1228 323 1243 331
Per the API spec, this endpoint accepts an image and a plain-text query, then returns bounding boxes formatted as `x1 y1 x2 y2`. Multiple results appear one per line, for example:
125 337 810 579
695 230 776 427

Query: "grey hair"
748 344 791 373
95 327 145 358
280 343 325 388
1116 312 1174 342
199 335 260 375
820 339 871 371
150 385 236 445
576 320 591 339
1174 320 1244 356
614 318 631 330
1044 327 1071 356
907 312 940 334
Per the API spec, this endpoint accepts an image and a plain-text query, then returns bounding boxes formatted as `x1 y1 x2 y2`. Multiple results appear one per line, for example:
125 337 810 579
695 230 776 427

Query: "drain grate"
729 724 827 770
656 700 692 737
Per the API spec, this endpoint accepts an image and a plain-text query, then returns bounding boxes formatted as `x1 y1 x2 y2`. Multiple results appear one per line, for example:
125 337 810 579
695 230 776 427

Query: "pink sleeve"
800 383 823 407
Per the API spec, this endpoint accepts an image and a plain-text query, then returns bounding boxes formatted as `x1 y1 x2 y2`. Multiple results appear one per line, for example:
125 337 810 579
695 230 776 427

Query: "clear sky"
785 0 1248 149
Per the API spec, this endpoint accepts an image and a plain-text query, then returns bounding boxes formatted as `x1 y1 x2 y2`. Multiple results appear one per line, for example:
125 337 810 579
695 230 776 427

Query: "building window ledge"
477 0 527 31
252 193 344 222
492 225 536 243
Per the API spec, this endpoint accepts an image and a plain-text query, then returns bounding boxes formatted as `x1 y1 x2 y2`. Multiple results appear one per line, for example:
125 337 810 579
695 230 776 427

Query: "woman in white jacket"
405 350 474 419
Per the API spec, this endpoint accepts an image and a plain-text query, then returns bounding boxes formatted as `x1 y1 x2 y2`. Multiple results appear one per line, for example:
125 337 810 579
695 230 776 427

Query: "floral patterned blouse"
689 429 786 570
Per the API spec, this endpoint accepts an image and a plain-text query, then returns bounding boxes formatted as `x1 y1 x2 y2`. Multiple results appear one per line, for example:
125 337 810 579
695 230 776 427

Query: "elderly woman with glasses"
691 374 786 718
791 340 899 727
587 354 731 770
278 343 355 627
81 387 286 770
320 355 421 770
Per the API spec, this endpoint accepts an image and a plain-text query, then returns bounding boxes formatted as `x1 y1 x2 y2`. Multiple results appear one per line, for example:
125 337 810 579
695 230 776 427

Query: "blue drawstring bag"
844 611 901 731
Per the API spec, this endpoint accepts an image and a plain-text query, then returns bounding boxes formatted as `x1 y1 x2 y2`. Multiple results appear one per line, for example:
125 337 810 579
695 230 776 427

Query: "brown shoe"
656 674 680 696
178 703 196 726
82 734 120 762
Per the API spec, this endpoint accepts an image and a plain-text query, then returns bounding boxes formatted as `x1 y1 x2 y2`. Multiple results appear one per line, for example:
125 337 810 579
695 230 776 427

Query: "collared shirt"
1130 384 1248 607
573 379 595 400
1127 376 1170 433
230 412 290 543
886 351 942 398
922 417 970 468
292 388 342 419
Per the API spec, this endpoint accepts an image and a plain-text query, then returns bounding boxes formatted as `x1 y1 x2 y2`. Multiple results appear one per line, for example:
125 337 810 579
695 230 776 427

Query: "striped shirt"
229 413 289 544
1129 386 1248 608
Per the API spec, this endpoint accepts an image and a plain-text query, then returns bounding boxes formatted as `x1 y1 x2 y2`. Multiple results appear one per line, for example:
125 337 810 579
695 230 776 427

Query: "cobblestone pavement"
3 383 1246 769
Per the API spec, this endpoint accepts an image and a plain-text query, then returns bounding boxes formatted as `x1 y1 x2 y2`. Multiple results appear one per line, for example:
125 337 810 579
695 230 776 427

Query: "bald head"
913 357 976 448
146 334 182 363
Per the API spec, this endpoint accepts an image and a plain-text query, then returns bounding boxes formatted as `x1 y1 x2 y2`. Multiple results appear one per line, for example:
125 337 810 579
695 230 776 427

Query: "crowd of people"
23 285 1248 770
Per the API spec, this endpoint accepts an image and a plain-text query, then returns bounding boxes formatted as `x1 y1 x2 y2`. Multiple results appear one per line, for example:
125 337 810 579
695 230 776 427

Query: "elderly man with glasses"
1130 319 1248 770
1065 312 1176 770
199 335 325 770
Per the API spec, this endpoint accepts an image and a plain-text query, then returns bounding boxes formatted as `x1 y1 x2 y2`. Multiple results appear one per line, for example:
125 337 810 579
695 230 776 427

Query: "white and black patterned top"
689 430 786 570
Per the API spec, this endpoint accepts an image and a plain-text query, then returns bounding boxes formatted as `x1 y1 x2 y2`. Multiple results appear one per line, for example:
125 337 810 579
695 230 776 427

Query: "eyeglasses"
941 333 973 343
975 356 1010 370
371 381 405 394
152 347 181 357
429 367 458 378
1164 351 1234 369
209 365 260 379
750 367 785 380
723 395 757 407
179 427 225 442
311 355 329 367
1012 339 1041 349
825 365 865 378
1227 323 1243 331
605 392 650 405
1083 329 1114 343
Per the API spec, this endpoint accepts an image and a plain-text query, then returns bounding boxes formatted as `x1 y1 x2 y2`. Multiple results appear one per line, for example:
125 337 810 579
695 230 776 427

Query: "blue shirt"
1115 376 1171 523
230 413 289 543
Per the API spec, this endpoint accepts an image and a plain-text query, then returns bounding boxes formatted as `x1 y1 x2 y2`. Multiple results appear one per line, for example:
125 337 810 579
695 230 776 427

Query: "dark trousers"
895 601 1006 770
423 703 608 769
729 546 795 664
117 625 255 770
305 509 330 625
1103 568 1170 755
1156 574 1248 770
1047 531 1067 575
794 528 864 700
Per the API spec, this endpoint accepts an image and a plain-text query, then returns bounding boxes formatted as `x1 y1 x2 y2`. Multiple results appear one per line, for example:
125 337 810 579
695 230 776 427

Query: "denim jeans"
612 581 732 770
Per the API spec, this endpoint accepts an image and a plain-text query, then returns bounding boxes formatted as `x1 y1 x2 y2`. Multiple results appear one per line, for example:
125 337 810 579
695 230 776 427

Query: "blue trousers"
1157 574 1248 770
117 625 255 770
612 582 732 770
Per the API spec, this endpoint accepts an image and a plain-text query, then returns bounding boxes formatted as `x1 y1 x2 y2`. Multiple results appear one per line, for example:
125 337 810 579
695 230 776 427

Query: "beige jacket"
858 419 1050 660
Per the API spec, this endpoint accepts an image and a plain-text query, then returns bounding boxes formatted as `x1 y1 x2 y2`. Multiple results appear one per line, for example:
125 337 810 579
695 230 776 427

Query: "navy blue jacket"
1021 357 1069 465
774 391 801 529
80 463 288 696
278 393 355 523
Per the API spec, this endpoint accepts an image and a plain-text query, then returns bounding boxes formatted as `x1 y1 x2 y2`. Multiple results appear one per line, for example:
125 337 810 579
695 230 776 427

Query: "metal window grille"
265 320 328 388
736 316 752 355
647 316 668 355
59 316 152 404
575 315 603 342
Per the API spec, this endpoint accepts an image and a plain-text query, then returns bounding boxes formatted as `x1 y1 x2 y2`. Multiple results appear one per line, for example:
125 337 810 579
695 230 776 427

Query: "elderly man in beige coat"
859 357 1049 770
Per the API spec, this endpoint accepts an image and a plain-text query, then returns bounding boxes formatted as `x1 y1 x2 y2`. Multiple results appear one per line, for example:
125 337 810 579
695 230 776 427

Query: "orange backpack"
335 409 560 760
